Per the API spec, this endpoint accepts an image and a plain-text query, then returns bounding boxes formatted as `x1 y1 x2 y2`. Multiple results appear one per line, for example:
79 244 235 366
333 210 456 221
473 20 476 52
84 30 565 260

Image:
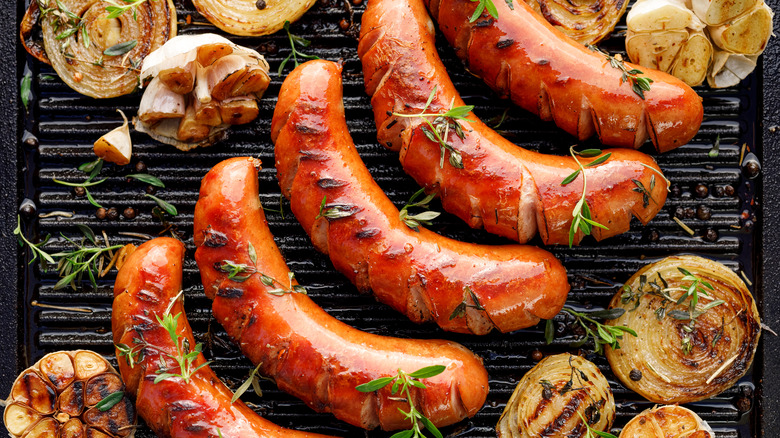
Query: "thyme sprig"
392 86 474 169
632 175 657 208
115 341 144 369
105 0 153 20
231 362 263 403
154 312 211 383
449 286 494 326
577 412 617 438
546 307 637 354
399 188 440 231
216 261 256 282
587 45 653 100
356 365 447 438
315 195 357 220
260 271 308 296
278 21 319 76
53 158 105 208
561 146 611 247
38 0 90 48
14 215 56 267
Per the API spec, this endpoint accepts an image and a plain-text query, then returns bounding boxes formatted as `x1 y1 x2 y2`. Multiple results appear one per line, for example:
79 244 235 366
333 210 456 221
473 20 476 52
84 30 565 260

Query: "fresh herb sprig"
545 307 636 354
315 195 356 220
116 341 144 369
14 215 56 266
146 194 178 216
587 45 653 99
392 86 474 169
356 365 447 438
21 71 32 113
216 260 256 282
154 312 211 383
561 146 611 247
260 271 308 296
577 412 617 438
278 21 319 76
469 0 498 22
399 188 440 231
449 286 492 325
105 0 153 20
54 158 105 208
632 176 657 209
38 0 90 49
231 363 263 403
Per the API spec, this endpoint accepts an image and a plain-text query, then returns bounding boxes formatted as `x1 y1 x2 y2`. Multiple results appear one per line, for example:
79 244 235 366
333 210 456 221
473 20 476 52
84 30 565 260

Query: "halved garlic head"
3 350 136 438
605 255 761 404
135 34 270 151
93 110 132 166
707 51 758 88
692 0 761 25
627 0 705 32
497 353 615 437
708 3 774 55
619 405 713 438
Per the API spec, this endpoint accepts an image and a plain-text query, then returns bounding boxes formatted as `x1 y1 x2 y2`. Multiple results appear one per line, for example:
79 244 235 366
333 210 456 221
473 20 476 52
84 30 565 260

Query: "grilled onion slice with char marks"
3 350 136 438
619 405 713 438
192 0 317 36
605 255 761 404
497 353 615 437
525 0 630 44
26 0 176 99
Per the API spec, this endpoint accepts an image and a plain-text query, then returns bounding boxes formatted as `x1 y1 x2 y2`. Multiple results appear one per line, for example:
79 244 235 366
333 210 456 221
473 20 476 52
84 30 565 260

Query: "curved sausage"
425 0 702 152
270 59 569 335
357 0 670 245
111 237 332 438
193 157 489 431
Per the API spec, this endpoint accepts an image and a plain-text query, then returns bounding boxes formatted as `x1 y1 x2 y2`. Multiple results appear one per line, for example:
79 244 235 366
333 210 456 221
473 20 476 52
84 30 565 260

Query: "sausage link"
425 0 702 152
358 0 669 245
193 157 489 430
112 237 332 438
271 59 569 335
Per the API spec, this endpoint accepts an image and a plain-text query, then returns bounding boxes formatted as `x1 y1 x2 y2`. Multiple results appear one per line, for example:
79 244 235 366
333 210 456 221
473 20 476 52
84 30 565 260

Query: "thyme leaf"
399 188 440 231
558 307 636 354
116 342 143 369
231 362 263 403
561 146 610 247
95 391 125 412
315 195 356 220
145 194 178 216
215 260 256 282
278 21 319 76
54 158 106 208
709 135 720 158
469 0 499 22
21 71 32 113
587 45 653 100
577 411 617 438
153 312 211 384
259 272 308 296
104 0 153 20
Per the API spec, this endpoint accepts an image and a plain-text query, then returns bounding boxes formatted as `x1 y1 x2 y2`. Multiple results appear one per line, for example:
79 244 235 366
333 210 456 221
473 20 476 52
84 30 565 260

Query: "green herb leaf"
544 319 554 344
104 40 137 56
248 242 257 265
355 376 394 392
21 72 32 113
408 365 446 379
77 224 97 245
95 391 125 412
231 363 263 403
561 169 581 186
145 194 178 216
585 152 612 167
127 173 165 187
709 135 720 158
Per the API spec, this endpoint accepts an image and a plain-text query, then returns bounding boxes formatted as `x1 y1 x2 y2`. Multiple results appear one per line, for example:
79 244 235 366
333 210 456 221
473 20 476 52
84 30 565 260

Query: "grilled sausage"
193 157 490 431
271 59 569 335
358 0 669 245
111 237 332 438
424 0 703 152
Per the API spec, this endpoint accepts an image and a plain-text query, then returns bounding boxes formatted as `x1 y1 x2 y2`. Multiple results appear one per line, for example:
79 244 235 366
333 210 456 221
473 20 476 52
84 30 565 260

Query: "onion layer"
619 405 713 438
192 0 318 36
497 354 615 437
605 255 761 404
30 0 176 98
525 0 629 44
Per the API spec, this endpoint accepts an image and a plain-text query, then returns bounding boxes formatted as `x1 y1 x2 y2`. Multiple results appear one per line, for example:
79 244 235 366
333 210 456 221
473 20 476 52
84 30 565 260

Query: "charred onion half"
21 0 176 99
192 0 317 36
497 354 615 437
619 405 713 438
605 255 761 404
3 350 136 438
135 34 271 150
525 0 629 44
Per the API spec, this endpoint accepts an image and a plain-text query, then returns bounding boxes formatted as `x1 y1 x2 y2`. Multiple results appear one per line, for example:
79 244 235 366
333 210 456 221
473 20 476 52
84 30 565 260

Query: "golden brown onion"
497 354 615 437
192 0 317 36
525 0 629 44
605 255 761 404
619 405 713 438
3 350 136 438
31 0 176 98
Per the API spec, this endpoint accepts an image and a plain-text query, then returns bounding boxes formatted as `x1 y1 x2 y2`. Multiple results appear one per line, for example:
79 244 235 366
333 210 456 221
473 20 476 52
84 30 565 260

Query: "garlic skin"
708 51 759 88
93 110 132 166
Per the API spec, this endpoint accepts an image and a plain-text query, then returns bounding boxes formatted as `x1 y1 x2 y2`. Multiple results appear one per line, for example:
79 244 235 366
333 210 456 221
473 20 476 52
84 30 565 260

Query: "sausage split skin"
193 157 489 431
271 60 570 335
112 237 332 438
425 0 703 152
358 0 670 245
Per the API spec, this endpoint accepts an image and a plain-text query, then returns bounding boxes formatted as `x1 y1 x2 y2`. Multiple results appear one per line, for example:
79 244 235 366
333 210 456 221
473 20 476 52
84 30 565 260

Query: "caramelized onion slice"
525 0 629 44
35 0 176 98
619 405 713 438
497 353 615 437
192 0 318 36
605 255 761 404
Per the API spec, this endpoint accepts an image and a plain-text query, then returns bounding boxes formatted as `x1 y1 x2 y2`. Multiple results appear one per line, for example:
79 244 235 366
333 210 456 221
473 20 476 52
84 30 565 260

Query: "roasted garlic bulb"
4 350 136 438
525 0 629 44
619 405 713 438
497 354 615 437
605 255 761 404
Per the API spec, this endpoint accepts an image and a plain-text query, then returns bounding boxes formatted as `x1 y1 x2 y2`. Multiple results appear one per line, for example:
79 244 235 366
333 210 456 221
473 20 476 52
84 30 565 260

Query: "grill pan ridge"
3 0 780 436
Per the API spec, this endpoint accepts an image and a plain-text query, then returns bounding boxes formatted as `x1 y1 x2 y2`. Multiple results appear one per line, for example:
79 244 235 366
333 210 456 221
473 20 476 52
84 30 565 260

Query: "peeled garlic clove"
627 0 705 31
62 418 86 438
24 417 60 438
619 405 713 437
194 99 223 126
197 42 234 66
708 50 758 87
691 0 761 25
84 398 135 437
40 351 76 392
178 103 212 143
74 352 109 381
58 381 85 417
11 370 56 415
93 110 132 166
86 428 113 438
137 77 186 124
4 403 41 436
670 30 713 86
84 373 124 407
709 3 773 54
220 98 260 125
141 33 236 83
231 66 272 99
208 55 250 101
626 30 689 72
158 61 197 94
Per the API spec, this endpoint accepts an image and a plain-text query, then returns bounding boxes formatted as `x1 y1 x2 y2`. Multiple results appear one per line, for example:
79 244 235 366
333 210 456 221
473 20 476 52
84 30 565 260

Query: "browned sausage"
424 0 703 152
358 0 670 245
271 59 569 335
193 157 489 430
112 237 333 438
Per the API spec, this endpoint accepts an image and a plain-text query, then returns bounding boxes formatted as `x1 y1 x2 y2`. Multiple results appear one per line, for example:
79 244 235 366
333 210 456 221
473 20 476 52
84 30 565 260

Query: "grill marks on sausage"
217 287 244 298
496 39 514 49
317 178 347 189
356 228 380 239
202 228 228 248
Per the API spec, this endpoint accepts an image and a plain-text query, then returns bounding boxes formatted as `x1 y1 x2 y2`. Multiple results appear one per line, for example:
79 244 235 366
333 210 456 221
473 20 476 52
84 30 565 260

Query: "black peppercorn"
134 161 147 173
123 207 137 219
644 228 660 243
95 208 107 220
107 207 119 221
674 206 685 219
703 228 718 242
629 369 642 381
146 185 157 195
19 199 36 218
696 205 712 220
531 350 543 361
683 207 695 219
256 0 267 9
713 186 725 197
694 184 708 198
725 185 736 197
74 186 86 197
670 185 682 198
736 397 752 412
339 18 350 30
